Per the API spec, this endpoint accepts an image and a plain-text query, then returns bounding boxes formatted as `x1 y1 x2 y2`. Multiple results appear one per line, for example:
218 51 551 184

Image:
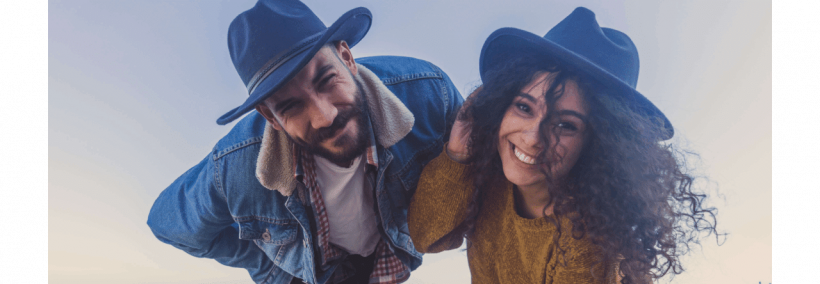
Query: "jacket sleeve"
439 69 464 142
407 147 474 253
147 154 274 283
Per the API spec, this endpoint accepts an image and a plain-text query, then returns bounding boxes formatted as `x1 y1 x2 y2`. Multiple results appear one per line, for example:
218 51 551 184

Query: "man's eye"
278 102 299 115
319 74 336 88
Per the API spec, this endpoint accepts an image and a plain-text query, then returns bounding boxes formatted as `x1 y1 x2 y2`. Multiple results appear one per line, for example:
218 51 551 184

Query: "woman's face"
497 72 589 190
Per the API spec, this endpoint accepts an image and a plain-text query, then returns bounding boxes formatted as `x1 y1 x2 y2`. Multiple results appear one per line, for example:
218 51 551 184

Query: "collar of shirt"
291 113 409 283
294 112 379 181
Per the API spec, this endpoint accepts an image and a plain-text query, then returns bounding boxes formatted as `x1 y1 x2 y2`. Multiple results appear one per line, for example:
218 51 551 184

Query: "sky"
44 0 772 283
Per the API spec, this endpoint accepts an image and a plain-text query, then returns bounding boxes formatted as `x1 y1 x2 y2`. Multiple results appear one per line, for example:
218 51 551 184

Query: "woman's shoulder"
414 147 474 202
407 147 475 253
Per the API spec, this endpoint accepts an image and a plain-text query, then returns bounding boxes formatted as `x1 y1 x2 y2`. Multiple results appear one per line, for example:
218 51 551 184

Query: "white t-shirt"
313 154 380 256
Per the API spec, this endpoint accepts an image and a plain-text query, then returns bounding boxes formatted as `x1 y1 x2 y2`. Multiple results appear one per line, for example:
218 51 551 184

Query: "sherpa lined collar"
254 64 416 196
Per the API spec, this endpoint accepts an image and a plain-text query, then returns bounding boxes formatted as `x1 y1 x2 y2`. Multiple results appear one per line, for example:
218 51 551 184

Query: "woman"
408 7 719 284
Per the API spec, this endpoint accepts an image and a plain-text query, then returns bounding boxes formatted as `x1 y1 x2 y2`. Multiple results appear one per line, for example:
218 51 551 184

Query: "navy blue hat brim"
217 7 372 125
480 27 674 140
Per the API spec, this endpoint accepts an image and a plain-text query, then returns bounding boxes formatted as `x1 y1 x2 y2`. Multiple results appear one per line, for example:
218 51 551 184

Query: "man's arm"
147 155 274 283
439 69 465 142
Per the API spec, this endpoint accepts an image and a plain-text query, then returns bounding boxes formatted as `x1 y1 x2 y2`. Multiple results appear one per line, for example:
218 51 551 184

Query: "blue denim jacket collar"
255 64 415 197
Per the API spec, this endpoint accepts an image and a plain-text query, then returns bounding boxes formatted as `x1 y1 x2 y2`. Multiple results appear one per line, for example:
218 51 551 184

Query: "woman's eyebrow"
516 93 537 102
557 110 588 121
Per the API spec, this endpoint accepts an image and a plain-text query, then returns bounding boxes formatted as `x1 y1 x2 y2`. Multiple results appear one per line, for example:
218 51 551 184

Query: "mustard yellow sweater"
408 149 617 284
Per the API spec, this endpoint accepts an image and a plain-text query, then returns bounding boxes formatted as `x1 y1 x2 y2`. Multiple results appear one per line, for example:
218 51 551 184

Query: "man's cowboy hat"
479 7 674 140
217 0 372 125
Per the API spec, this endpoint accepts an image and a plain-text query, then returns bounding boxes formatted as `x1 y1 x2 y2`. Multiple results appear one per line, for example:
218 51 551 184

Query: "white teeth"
513 145 537 165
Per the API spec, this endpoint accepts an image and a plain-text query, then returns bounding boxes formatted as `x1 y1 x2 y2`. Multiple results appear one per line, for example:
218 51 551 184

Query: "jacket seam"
253 242 287 284
426 61 451 115
388 64 450 183
273 240 287 267
432 61 452 125
234 215 297 225
381 71 442 85
215 136 264 160
212 151 228 201
262 265 276 284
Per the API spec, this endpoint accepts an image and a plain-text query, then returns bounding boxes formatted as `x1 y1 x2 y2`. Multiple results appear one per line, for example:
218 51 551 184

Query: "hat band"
246 32 324 95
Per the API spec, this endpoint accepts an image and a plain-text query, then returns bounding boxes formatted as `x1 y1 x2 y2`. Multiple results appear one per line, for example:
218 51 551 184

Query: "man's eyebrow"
274 97 297 113
311 64 335 86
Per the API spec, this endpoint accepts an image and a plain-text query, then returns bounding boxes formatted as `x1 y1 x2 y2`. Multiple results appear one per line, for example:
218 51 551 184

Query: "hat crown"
228 0 327 88
217 1 371 125
544 7 639 87
478 7 673 139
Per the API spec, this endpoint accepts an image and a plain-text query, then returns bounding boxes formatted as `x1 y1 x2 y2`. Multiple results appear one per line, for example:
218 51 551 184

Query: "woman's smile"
511 142 538 165
497 72 588 191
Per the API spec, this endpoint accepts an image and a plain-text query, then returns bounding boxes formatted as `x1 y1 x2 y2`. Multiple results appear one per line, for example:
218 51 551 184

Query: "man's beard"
292 83 370 166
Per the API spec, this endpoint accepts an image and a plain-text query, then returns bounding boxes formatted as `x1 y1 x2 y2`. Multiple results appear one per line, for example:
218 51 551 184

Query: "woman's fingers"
446 86 481 163
447 119 471 163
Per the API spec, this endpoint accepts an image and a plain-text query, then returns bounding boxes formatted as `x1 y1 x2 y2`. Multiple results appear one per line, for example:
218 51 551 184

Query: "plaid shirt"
293 129 410 284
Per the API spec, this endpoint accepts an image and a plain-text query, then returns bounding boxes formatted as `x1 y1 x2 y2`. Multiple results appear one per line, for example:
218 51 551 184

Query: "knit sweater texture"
408 148 618 283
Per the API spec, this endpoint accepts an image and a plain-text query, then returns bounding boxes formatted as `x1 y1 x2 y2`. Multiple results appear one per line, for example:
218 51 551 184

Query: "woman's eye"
557 122 578 131
515 103 531 113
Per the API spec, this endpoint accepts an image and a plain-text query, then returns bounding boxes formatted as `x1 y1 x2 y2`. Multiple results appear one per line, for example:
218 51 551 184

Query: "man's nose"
308 96 337 129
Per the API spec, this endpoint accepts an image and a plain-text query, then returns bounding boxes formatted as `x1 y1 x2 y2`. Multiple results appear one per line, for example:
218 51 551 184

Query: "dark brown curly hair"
459 55 721 284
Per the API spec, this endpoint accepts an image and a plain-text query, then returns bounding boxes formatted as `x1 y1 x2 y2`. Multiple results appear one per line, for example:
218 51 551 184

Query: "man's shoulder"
211 112 268 159
356 56 445 85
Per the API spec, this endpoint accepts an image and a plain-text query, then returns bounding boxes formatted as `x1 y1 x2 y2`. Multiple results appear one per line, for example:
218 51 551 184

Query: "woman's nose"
520 122 543 149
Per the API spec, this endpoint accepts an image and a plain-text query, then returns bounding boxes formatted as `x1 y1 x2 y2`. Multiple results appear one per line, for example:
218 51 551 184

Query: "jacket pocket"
236 218 298 245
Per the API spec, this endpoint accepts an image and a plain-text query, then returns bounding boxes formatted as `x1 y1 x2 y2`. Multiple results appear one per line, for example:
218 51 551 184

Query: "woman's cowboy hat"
217 0 372 125
479 7 674 140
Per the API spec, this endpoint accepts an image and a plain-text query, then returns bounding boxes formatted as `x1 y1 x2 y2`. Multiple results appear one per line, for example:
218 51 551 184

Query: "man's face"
256 41 369 167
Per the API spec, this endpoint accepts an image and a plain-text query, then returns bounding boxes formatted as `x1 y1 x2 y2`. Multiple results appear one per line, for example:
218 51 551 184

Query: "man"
146 1 462 283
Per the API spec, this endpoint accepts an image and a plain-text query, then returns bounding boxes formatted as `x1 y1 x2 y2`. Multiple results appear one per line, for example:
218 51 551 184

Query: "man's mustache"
305 108 361 144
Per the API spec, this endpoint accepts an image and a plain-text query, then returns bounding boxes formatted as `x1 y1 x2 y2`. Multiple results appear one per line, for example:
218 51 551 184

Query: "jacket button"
262 230 271 241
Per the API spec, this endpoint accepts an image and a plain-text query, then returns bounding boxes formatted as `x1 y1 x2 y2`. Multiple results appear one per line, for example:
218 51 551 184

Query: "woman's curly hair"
459 55 721 284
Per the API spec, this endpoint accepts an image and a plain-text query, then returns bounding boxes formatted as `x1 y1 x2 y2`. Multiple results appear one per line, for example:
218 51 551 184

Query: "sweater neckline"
504 182 554 229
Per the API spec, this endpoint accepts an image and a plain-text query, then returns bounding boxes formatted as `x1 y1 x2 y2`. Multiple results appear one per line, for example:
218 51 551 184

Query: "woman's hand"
446 86 481 163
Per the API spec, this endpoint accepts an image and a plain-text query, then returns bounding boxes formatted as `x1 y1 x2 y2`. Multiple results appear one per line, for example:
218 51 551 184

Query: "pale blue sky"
47 0 771 283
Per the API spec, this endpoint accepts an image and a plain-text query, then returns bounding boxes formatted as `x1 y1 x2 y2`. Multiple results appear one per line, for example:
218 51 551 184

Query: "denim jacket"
147 56 463 284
